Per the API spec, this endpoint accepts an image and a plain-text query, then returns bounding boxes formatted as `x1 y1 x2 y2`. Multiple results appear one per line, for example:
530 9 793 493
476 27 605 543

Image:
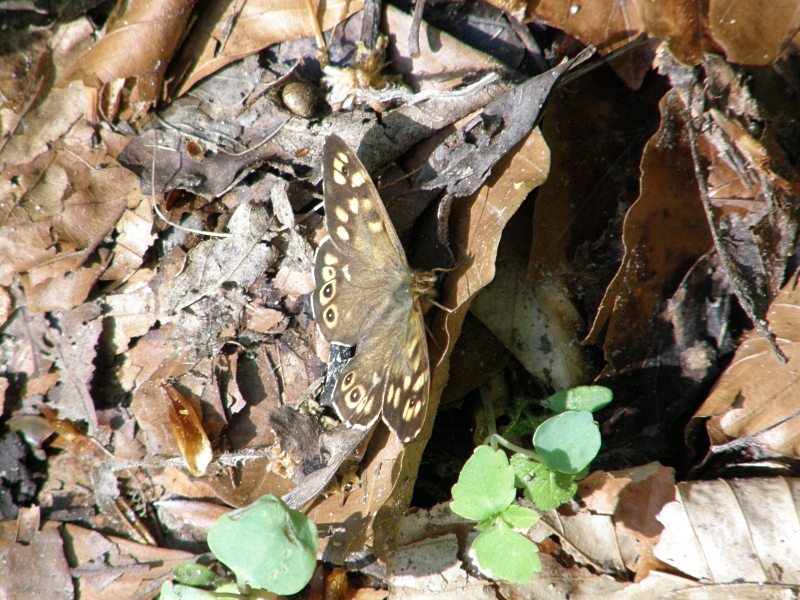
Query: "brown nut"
282 82 316 118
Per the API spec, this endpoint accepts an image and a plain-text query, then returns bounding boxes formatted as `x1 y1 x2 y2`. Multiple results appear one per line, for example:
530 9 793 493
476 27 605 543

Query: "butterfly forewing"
313 134 430 443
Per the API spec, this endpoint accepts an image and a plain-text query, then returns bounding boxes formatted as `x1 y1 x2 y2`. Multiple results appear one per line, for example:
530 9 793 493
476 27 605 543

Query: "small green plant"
161 494 318 598
450 385 612 583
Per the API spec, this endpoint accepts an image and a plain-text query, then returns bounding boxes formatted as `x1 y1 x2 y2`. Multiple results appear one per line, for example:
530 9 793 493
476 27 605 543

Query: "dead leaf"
63 0 197 119
471 200 593 391
0 519 73 599
585 90 712 370
44 301 103 434
655 477 800 584
708 0 800 66
416 49 590 198
63 523 195 599
171 0 365 97
167 201 277 312
690 273 800 460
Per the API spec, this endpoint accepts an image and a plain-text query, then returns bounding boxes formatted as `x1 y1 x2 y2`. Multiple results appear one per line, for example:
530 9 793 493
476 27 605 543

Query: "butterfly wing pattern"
312 135 431 442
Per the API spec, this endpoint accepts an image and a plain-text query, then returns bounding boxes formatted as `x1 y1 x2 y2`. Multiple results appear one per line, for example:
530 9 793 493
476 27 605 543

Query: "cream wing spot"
350 171 366 187
403 398 422 421
334 206 349 222
348 198 359 214
336 225 350 241
392 386 402 408
403 375 411 390
321 265 336 281
336 151 349 164
367 221 383 233
341 265 351 281
333 171 347 185
324 253 339 266
412 374 426 392
360 198 373 212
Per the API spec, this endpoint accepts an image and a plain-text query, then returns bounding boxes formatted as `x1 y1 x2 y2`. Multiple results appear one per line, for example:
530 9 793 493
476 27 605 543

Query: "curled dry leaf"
63 0 197 119
585 90 712 370
691 274 800 460
171 0 365 97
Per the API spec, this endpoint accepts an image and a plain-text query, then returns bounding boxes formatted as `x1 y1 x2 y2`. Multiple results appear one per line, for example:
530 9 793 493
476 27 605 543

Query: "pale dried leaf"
692 275 800 458
63 0 196 115
172 0 365 96
104 279 157 355
0 522 73 600
45 301 103 434
168 201 277 311
655 478 800 584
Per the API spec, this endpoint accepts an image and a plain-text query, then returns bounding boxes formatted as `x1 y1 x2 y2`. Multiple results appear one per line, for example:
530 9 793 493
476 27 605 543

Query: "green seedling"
450 385 612 582
451 446 541 583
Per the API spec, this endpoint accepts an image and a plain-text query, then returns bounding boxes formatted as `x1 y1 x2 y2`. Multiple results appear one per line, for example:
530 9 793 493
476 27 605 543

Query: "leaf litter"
1 1 800 599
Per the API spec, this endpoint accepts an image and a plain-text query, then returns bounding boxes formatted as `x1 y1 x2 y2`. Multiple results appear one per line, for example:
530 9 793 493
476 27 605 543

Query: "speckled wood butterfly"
312 135 434 443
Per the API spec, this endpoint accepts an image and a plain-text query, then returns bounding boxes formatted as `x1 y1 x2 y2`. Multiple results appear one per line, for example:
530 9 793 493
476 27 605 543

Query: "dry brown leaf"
101 199 156 282
0 519 73 599
585 90 712 369
167 201 277 312
104 276 157 355
1 141 142 311
44 302 103 434
384 5 507 92
63 0 197 119
655 478 800 584
172 0 364 97
691 274 800 459
528 63 662 289
471 201 593 391
708 0 800 66
64 523 194 599
578 463 676 579
525 463 676 578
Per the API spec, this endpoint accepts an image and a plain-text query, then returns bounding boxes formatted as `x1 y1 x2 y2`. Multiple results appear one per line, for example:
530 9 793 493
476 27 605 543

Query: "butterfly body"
313 135 433 442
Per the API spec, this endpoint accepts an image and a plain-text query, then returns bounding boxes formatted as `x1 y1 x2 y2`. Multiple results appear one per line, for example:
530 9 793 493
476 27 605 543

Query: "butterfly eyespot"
350 389 361 401
324 306 337 325
344 373 354 385
322 282 334 299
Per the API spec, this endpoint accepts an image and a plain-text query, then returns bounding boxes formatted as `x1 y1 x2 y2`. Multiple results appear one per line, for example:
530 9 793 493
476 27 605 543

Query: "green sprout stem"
486 433 541 462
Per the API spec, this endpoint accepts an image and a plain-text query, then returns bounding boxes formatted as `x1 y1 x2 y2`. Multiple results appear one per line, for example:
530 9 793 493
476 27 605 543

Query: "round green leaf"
451 446 516 521
533 411 600 474
473 521 540 583
207 494 318 595
546 386 613 413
